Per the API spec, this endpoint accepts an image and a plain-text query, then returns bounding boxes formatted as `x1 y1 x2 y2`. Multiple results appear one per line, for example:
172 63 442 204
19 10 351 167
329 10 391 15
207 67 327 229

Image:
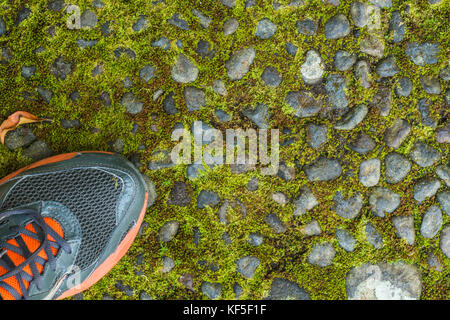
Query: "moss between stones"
0 0 448 300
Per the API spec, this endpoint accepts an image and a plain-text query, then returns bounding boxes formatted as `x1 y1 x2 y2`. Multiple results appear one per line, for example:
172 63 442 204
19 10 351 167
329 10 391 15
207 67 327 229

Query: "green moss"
0 0 448 300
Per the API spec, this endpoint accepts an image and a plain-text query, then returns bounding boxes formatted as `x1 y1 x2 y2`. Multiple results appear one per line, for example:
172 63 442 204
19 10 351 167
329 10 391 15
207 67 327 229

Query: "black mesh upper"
0 168 123 270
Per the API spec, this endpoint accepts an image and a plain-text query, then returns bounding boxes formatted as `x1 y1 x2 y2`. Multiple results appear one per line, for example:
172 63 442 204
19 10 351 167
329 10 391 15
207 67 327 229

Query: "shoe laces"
0 208 71 300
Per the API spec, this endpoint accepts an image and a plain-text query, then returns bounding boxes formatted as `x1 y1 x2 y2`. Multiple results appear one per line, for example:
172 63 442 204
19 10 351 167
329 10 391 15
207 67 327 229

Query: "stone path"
0 0 448 300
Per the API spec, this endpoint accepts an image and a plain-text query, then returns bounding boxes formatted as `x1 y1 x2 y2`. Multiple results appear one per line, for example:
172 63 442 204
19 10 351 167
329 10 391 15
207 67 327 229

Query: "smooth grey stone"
191 9 211 28
264 213 287 233
248 232 263 246
147 150 174 170
261 66 282 87
99 91 111 107
225 47 255 81
333 192 363 219
60 119 81 129
384 152 411 184
304 157 342 181
21 65 36 79
420 205 442 238
307 123 327 149
336 228 356 252
413 178 440 203
324 14 350 39
334 50 356 71
296 19 318 35
161 256 175 273
139 64 156 82
263 278 310 300
325 74 348 109
196 40 215 59
440 225 450 258
16 8 32 25
405 42 440 66
242 103 270 129
389 11 405 43
437 191 449 216
277 163 296 181
376 56 400 77
246 177 258 191
369 187 401 217
132 15 147 32
418 98 437 128
427 250 442 272
121 92 143 114
391 215 415 245
37 86 53 103
235 256 260 278
158 220 180 242
360 35 385 58
233 283 243 299
369 0 391 7
255 18 277 39
307 243 336 267
334 104 368 130
286 42 298 56
365 222 383 249
359 158 380 187
348 132 375 154
171 54 198 83
197 190 220 209
302 220 321 236
420 75 441 95
4 127 36 150
215 109 231 122
167 13 189 30
285 91 322 118
22 140 53 161
223 18 239 36
395 77 413 97
80 10 97 29
354 60 372 88
436 125 450 144
212 80 227 96
184 86 205 111
383 119 411 149
346 262 421 300
301 50 324 85
409 141 441 167
222 0 236 7
201 282 222 299
293 185 318 216
371 86 392 117
151 37 170 50
50 56 73 80
436 165 450 187
47 0 65 11
162 92 178 115
114 47 136 59
439 65 450 81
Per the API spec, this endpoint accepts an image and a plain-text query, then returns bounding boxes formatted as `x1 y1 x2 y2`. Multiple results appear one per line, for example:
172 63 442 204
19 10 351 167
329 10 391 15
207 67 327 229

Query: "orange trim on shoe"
56 192 148 300
0 151 113 185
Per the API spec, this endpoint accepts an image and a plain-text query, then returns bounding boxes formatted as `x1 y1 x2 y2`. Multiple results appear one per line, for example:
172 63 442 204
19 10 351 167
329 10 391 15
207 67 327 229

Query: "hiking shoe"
0 151 149 300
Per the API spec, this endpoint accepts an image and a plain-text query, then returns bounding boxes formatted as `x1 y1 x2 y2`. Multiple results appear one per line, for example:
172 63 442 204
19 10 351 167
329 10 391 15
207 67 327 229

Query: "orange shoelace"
0 209 68 300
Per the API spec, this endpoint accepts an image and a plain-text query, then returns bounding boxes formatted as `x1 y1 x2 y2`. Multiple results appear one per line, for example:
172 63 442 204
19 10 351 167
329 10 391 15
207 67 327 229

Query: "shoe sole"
0 151 148 300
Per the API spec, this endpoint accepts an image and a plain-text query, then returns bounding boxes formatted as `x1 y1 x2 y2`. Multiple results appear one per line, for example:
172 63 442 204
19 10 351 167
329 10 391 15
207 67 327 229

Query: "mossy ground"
0 0 448 299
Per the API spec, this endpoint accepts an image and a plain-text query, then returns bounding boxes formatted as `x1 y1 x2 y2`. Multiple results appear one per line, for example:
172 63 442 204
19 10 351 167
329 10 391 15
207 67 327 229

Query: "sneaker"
0 151 149 300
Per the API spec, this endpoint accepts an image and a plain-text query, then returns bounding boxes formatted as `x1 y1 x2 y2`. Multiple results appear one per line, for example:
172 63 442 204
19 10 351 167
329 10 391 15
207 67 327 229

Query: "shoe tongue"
0 202 42 243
